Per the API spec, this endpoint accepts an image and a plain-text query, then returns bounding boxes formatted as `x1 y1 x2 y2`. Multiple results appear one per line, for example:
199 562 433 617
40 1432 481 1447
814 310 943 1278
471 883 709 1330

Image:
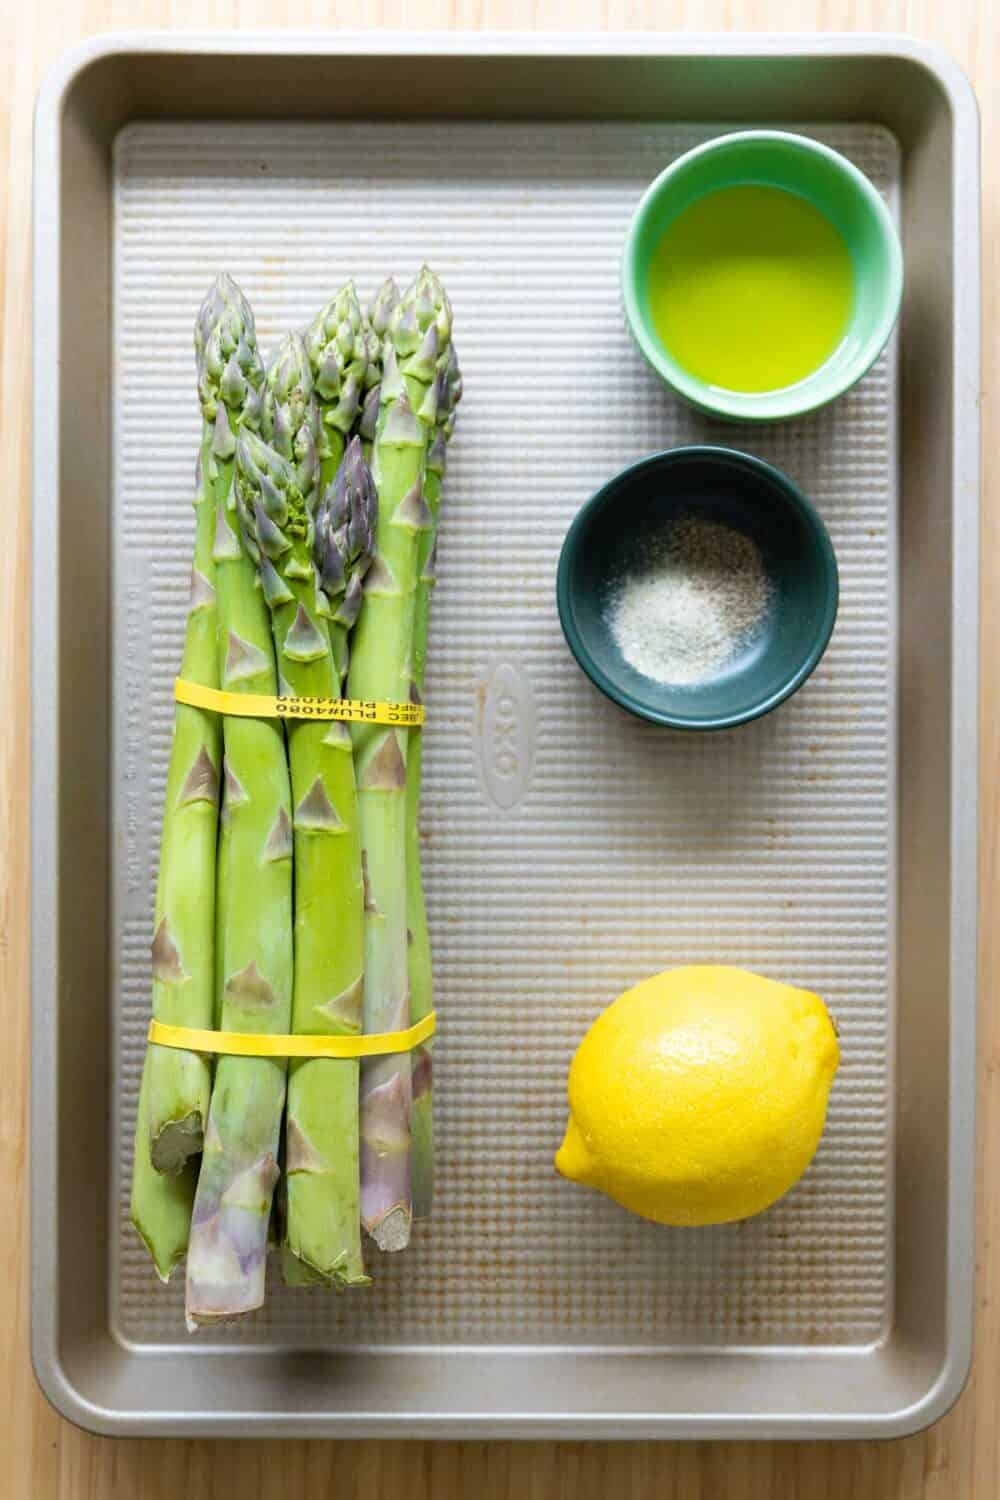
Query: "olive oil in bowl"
647 184 854 394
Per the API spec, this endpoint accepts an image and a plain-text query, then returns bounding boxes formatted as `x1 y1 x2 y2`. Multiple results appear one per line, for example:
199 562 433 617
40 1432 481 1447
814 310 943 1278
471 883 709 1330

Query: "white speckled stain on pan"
112 120 898 1348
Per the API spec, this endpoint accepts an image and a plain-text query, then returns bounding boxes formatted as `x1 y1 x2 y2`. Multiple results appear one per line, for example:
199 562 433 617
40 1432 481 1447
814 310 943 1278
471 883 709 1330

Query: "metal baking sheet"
114 116 900 1348
32 32 980 1440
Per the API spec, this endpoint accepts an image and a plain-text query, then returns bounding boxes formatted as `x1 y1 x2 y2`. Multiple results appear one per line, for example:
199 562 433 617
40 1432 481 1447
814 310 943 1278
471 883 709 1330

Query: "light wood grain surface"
1 1 995 1495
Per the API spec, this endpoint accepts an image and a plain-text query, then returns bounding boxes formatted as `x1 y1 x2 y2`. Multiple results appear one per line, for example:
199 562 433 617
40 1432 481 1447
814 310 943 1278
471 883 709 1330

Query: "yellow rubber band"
148 1011 435 1060
174 677 425 727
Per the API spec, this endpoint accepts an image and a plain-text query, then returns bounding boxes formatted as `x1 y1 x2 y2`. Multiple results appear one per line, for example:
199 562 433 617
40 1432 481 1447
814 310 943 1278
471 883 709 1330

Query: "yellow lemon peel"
555 966 839 1227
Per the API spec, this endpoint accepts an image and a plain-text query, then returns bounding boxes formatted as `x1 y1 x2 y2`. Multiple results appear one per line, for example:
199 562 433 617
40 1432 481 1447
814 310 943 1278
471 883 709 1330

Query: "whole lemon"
555 966 839 1226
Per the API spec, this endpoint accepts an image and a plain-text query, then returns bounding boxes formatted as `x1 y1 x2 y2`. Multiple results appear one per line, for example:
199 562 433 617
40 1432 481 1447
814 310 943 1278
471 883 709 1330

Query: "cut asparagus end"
186 1147 280 1327
281 1250 328 1287
131 1225 185 1285
360 1063 413 1251
369 1209 410 1255
281 1246 373 1290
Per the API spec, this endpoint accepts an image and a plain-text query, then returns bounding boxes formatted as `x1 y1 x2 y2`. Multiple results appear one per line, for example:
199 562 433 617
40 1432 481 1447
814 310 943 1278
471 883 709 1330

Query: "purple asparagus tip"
314 436 378 610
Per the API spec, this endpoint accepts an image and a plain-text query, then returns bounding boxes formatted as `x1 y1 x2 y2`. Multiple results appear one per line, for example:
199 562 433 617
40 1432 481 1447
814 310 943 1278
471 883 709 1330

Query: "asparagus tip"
314 436 378 599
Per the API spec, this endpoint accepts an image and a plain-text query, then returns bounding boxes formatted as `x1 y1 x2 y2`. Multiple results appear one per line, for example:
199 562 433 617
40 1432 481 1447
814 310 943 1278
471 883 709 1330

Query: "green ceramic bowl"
557 447 839 730
622 131 903 422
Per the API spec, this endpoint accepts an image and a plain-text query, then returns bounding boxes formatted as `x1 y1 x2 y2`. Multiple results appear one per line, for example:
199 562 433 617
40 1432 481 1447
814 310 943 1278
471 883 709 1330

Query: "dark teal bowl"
556 447 839 730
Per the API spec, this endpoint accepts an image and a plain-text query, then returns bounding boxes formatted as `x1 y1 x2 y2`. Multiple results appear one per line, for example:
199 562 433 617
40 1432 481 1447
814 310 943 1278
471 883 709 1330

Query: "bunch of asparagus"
130 268 459 1326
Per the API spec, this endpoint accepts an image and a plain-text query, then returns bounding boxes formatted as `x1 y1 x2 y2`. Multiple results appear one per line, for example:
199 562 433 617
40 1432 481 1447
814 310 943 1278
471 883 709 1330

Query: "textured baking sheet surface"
112 121 898 1349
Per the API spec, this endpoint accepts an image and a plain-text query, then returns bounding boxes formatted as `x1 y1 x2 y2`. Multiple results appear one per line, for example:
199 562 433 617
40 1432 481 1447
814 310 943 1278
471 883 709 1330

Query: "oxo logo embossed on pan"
476 662 536 811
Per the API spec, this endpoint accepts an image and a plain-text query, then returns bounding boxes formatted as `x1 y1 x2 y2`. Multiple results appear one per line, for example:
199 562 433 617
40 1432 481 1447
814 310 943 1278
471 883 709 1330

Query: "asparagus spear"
236 340 376 1287
407 342 463 1218
185 276 294 1328
304 283 369 497
348 267 453 1250
142 433 222 1175
130 427 222 1270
